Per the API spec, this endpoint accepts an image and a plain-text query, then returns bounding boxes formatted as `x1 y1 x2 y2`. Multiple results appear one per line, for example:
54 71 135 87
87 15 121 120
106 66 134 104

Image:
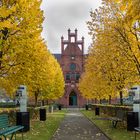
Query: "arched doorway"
69 91 77 106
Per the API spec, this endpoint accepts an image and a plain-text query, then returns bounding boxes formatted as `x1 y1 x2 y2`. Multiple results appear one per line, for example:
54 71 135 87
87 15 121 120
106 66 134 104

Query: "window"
70 55 75 60
66 73 70 80
76 73 80 80
64 44 67 50
71 37 75 42
78 44 82 50
66 73 80 81
70 63 76 71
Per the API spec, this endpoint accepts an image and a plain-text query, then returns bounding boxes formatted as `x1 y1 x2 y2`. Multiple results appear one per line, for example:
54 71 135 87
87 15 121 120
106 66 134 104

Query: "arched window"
70 63 76 71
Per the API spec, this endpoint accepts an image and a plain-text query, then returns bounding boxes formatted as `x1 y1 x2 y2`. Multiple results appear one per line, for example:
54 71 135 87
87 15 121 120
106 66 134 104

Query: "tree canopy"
79 0 140 104
0 0 65 104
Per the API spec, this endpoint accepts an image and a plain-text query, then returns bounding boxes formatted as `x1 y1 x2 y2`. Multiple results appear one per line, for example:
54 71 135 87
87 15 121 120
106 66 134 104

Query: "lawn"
81 110 140 140
16 110 67 140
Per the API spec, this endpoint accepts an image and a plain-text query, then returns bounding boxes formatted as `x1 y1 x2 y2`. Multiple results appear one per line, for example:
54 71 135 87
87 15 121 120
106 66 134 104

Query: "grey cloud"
41 0 102 53
46 1 91 29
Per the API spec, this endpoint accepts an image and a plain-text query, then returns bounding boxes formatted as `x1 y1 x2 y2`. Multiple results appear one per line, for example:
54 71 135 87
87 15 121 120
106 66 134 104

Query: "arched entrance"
69 91 77 106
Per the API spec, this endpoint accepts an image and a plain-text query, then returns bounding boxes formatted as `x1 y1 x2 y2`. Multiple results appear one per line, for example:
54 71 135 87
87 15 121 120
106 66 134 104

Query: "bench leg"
20 128 24 140
3 135 7 140
10 133 14 140
112 121 118 128
15 133 16 140
22 132 23 140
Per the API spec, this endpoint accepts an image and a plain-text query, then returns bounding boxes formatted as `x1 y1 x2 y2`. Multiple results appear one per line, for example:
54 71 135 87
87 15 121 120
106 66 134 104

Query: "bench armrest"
135 127 140 132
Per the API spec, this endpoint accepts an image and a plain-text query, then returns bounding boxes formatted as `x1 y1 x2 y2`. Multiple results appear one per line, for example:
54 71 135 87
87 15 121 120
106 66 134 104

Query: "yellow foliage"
79 0 140 102
0 0 65 101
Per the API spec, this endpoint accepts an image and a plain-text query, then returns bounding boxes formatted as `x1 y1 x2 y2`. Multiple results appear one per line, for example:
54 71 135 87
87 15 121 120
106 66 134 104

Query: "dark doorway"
69 91 77 106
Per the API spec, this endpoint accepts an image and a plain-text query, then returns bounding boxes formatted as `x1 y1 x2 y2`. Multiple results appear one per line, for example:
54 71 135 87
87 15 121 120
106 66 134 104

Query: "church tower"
57 29 87 107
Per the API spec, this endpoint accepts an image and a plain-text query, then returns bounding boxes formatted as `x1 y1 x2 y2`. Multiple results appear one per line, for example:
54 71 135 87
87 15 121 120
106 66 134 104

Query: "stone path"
52 109 110 140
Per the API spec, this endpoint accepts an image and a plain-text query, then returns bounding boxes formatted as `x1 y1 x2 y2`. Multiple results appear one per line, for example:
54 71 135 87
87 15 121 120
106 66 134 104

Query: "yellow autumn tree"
0 38 65 106
79 46 117 104
0 0 65 105
79 0 140 105
40 54 65 102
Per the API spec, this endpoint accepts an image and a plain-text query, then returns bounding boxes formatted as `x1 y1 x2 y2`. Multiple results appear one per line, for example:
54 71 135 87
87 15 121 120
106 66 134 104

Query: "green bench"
0 114 24 140
109 110 125 128
95 110 125 128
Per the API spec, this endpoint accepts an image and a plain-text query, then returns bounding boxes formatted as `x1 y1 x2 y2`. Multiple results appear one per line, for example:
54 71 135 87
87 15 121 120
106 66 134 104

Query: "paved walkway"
52 109 110 140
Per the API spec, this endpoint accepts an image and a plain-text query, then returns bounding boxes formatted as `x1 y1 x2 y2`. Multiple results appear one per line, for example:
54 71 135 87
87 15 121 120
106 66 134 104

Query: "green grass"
16 110 67 140
81 110 140 140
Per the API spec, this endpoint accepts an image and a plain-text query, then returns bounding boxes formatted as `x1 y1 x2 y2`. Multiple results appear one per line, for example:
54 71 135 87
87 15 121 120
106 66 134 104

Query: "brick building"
54 29 87 107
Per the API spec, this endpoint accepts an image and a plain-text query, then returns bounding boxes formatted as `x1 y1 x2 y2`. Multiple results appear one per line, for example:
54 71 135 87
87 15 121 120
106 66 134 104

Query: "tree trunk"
0 28 8 69
46 99 49 105
95 98 97 104
42 100 45 106
100 99 102 104
34 91 38 107
0 51 2 68
109 95 111 104
120 91 123 105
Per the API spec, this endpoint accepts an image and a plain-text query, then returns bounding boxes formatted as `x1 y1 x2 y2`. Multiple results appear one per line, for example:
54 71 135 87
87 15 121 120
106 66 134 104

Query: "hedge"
91 104 133 120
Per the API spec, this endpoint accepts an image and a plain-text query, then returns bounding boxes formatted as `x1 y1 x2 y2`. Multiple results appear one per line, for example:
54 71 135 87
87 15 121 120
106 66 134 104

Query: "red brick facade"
54 29 87 107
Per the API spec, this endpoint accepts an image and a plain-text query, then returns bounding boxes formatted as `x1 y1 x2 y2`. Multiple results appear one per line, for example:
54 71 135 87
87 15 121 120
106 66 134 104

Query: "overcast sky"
40 0 102 53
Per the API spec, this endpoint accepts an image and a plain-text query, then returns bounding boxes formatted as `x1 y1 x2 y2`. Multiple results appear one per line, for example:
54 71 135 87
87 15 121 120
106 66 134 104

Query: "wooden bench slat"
4 126 24 136
0 126 19 135
0 115 9 128
0 114 8 117
0 117 8 120
0 114 9 129
3 126 24 136
0 123 9 129
0 114 8 120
